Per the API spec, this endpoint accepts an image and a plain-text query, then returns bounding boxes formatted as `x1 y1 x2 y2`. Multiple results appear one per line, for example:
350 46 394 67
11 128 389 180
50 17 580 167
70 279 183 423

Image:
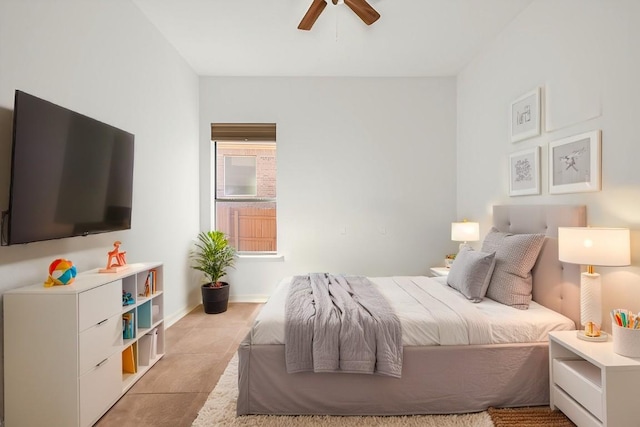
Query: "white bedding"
251 275 575 346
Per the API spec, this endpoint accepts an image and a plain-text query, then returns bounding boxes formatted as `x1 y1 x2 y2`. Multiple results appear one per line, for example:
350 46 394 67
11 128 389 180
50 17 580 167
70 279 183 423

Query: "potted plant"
445 253 456 269
191 230 237 314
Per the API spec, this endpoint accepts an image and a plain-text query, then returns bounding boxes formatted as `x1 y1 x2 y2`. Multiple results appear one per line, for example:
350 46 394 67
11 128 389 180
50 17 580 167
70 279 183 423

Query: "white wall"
0 0 200 417
457 0 640 330
199 77 458 300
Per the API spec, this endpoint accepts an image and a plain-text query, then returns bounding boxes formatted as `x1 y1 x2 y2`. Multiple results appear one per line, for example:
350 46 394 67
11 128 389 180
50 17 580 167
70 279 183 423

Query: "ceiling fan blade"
344 0 380 26
298 0 328 31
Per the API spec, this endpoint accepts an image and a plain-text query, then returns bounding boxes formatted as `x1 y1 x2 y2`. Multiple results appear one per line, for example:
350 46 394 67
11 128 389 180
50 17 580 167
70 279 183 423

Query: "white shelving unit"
4 262 165 427
549 330 640 427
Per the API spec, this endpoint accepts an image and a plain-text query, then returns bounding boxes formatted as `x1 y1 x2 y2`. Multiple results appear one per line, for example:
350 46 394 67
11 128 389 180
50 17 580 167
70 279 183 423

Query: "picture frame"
509 146 540 196
510 87 541 143
548 130 601 194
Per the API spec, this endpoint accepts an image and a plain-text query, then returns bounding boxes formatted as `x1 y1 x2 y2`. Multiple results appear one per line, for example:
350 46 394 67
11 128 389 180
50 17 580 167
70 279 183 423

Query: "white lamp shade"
558 227 630 266
451 221 480 242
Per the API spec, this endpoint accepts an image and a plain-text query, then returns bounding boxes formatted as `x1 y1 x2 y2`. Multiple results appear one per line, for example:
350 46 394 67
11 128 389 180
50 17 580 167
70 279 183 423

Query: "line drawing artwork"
548 130 601 194
509 147 539 196
552 139 590 185
517 105 531 127
559 147 586 172
510 88 541 142
515 158 533 183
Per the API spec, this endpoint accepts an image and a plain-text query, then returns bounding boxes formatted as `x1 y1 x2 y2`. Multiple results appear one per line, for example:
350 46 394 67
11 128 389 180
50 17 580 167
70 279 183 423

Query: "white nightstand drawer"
79 313 123 375
552 385 602 427
79 280 122 332
553 358 602 421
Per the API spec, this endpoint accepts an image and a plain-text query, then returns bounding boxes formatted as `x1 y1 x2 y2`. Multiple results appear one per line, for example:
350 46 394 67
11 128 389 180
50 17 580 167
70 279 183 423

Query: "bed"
237 204 587 416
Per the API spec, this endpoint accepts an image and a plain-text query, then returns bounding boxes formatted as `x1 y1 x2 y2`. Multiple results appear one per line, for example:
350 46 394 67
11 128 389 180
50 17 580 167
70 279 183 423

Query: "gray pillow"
446 246 496 302
481 227 545 309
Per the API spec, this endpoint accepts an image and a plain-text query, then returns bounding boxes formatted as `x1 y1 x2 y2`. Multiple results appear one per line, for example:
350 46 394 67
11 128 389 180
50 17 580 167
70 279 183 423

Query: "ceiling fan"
298 0 380 31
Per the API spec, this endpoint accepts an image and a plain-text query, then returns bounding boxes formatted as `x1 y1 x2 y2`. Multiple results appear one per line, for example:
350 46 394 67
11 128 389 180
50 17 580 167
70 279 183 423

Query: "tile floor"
95 303 262 427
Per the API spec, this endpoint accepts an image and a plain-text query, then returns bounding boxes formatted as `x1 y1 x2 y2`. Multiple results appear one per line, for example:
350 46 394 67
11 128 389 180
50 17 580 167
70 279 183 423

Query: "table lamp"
451 220 480 251
558 227 630 341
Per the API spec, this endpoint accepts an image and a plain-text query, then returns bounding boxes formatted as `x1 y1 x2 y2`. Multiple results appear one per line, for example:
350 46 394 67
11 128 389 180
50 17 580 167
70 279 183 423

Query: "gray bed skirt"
237 333 550 416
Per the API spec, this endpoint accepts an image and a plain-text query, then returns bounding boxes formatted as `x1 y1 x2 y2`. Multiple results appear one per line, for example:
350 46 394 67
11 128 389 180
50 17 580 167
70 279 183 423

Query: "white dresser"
4 262 165 427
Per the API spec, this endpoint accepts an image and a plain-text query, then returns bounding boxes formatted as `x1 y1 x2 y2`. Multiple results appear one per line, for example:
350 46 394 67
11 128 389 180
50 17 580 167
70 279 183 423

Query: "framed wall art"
509 146 540 196
548 130 601 194
510 87 541 143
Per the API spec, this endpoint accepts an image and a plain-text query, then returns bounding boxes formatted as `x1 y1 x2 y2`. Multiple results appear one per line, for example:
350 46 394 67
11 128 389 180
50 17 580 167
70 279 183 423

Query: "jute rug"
487 407 576 427
192 355 574 427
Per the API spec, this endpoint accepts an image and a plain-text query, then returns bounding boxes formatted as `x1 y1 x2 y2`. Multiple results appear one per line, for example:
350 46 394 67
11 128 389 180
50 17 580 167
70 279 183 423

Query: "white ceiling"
132 0 533 77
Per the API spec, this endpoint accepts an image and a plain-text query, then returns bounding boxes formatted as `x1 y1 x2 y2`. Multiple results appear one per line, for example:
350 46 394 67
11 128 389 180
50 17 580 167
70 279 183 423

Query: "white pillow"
446 245 496 302
481 227 545 309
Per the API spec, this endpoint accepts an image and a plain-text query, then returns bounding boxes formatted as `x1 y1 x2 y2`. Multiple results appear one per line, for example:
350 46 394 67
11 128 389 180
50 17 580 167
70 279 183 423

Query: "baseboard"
230 295 269 303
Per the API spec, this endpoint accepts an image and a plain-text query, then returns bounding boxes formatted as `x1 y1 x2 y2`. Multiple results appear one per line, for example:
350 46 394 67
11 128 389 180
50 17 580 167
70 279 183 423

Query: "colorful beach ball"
44 258 77 287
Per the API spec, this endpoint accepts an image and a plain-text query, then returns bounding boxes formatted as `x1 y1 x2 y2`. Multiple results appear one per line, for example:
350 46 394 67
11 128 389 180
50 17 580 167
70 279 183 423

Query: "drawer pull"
95 358 109 368
96 318 109 326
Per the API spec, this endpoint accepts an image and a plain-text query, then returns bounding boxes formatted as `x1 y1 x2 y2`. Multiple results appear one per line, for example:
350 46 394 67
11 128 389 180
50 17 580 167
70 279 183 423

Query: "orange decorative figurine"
99 241 129 273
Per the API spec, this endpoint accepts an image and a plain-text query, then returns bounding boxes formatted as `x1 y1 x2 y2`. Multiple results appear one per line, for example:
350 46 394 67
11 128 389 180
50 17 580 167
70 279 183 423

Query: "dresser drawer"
79 313 122 375
553 358 602 421
79 352 122 427
552 385 602 427
79 280 122 332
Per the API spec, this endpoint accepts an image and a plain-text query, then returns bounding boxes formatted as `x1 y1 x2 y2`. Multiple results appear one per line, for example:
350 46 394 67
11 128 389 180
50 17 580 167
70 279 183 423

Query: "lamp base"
576 330 608 342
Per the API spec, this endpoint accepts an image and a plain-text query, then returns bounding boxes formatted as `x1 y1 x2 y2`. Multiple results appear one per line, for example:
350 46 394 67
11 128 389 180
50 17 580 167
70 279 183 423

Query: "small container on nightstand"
612 323 640 357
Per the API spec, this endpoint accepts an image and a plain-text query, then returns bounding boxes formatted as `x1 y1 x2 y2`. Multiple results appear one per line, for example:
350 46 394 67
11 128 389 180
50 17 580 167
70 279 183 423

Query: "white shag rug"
192 355 494 427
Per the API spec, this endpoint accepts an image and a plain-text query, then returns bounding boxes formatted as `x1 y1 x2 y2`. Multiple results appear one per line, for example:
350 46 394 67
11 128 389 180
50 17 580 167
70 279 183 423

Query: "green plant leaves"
190 231 237 286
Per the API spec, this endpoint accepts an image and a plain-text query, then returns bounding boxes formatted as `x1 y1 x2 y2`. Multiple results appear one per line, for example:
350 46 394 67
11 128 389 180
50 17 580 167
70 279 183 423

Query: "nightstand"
549 330 640 426
429 267 450 277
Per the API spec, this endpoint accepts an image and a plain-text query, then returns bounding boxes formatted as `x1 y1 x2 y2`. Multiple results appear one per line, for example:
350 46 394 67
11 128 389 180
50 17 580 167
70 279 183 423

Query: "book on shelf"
122 345 137 374
143 274 150 297
142 269 157 297
150 269 157 294
122 312 135 340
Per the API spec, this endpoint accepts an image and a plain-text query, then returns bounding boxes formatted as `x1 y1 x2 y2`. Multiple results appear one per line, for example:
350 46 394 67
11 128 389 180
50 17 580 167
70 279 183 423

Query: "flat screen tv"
4 90 134 245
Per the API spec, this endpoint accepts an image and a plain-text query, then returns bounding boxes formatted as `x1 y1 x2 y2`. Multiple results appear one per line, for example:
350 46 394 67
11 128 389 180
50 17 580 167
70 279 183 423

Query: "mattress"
251 275 575 346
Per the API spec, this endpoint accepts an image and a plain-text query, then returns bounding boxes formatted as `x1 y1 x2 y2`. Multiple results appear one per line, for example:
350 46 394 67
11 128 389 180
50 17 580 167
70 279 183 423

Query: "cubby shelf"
4 262 165 427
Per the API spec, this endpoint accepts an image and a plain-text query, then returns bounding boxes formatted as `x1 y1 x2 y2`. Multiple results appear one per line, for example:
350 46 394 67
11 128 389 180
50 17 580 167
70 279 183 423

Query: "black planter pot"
201 282 230 314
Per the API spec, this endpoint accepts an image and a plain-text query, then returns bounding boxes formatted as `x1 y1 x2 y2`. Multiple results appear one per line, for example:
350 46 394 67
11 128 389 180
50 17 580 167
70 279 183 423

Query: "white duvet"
251 275 575 346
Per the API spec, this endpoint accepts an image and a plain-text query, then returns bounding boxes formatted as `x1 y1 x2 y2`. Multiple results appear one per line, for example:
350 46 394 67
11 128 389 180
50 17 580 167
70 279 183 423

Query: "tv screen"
5 90 134 245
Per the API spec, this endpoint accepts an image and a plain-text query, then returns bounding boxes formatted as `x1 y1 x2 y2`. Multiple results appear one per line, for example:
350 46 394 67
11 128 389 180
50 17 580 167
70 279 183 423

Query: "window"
224 156 257 196
212 124 276 253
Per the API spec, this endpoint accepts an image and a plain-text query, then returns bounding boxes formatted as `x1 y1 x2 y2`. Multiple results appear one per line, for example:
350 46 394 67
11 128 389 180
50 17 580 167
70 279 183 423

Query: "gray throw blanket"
285 273 403 378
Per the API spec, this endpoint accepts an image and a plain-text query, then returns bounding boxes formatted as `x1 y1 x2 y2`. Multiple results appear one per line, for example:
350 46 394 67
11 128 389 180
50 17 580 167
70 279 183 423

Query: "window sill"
237 254 285 262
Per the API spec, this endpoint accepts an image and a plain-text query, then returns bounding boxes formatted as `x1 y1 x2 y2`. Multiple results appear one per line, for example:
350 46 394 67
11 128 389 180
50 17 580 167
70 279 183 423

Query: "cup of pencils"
611 308 640 357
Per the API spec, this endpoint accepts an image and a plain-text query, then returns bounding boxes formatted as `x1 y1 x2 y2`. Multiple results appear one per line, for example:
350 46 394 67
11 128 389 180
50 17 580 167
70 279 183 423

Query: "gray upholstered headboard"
493 205 586 328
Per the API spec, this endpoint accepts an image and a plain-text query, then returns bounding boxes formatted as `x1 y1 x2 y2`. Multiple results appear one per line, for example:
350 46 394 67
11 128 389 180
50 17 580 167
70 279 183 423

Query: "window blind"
211 123 276 141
